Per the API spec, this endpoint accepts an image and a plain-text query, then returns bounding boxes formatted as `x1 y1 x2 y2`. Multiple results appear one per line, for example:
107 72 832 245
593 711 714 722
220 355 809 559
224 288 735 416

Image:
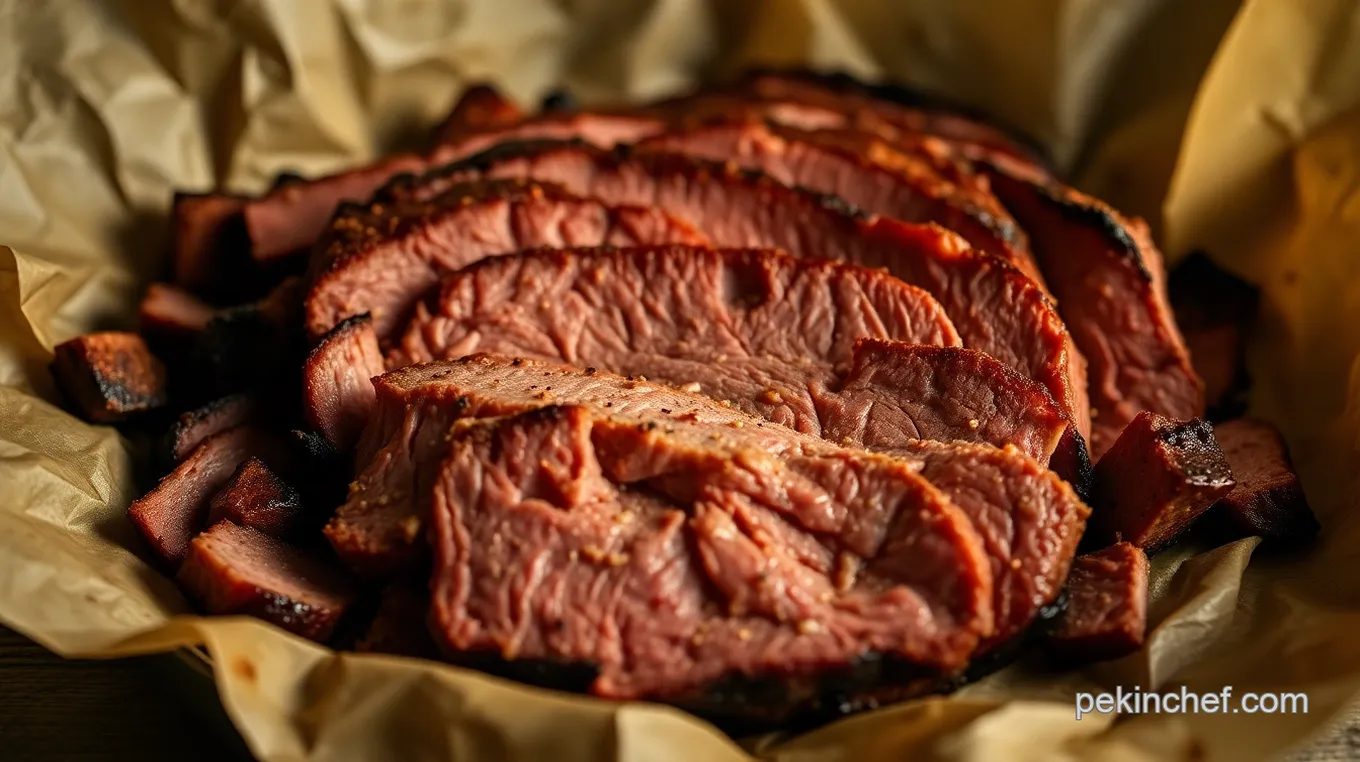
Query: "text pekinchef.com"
1075 686 1308 720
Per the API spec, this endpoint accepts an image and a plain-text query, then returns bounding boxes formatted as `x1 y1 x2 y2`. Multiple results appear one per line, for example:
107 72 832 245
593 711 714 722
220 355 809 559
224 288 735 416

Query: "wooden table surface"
0 626 253 762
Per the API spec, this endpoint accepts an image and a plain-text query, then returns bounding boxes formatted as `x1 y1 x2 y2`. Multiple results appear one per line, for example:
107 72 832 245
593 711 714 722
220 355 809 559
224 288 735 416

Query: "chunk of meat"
1209 419 1319 540
305 179 707 339
178 520 357 642
1088 412 1235 550
382 141 1087 443
206 457 305 538
139 283 216 337
394 245 1081 482
130 426 284 566
429 404 991 704
51 332 169 423
303 314 384 452
162 394 259 465
1048 542 1149 663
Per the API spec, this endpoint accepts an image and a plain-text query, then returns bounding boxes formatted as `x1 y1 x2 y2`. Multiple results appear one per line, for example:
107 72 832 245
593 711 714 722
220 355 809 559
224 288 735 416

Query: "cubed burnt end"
302 314 384 452
161 394 259 465
1088 412 1235 550
51 331 169 423
207 457 305 538
1210 418 1319 540
1048 542 1149 663
178 521 358 642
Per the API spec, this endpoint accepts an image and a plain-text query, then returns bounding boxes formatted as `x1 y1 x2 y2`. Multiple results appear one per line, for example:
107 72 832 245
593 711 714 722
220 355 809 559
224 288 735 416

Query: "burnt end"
161 393 259 466
303 313 384 452
207 457 305 538
51 332 169 423
139 282 216 339
171 192 251 297
178 521 358 642
1208 419 1319 541
1170 253 1260 418
1047 542 1149 663
354 585 439 658
1088 412 1235 550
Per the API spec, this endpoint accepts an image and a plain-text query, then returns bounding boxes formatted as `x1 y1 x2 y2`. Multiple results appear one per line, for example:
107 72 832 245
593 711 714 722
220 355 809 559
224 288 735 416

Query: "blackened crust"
161 393 259 465
1034 181 1150 281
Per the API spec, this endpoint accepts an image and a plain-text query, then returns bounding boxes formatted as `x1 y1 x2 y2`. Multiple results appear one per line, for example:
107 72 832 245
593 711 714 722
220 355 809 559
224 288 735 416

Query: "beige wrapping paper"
2 0 1357 759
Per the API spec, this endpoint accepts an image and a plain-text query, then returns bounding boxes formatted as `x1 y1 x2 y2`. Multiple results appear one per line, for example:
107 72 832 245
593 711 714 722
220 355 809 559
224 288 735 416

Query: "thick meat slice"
171 192 247 292
429 403 991 701
384 141 1088 443
1209 419 1319 540
206 457 305 538
1048 542 1149 663
338 357 1087 659
303 314 384 452
355 585 439 658
178 520 357 642
139 283 216 338
1088 412 1235 550
162 394 259 465
305 179 707 339
982 164 1203 456
434 84 525 145
394 245 1076 479
52 332 169 423
635 120 1040 285
130 426 283 566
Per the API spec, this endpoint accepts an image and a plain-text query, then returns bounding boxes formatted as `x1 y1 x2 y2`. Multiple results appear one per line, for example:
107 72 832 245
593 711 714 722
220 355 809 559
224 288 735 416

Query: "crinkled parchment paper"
2 1 1358 760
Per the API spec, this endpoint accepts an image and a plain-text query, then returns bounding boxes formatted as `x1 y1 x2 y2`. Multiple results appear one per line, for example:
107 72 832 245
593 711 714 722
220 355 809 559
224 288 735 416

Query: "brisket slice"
304 178 707 339
1047 542 1148 663
981 163 1203 456
427 402 991 691
394 244 1072 478
206 457 305 538
162 393 259 465
1088 412 1235 550
303 314 384 452
52 332 169 423
386 141 1089 445
336 356 1085 658
129 425 285 566
634 120 1040 286
179 520 357 642
1209 419 1319 540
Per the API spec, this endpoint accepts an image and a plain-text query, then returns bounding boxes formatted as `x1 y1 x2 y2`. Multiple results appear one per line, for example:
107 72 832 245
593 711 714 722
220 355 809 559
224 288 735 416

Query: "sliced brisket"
429 402 992 697
394 245 1074 476
206 457 306 538
52 332 169 423
303 314 384 452
1088 412 1234 550
383 141 1088 444
305 178 707 339
178 520 357 642
162 394 259 465
1048 542 1148 663
1209 419 1319 540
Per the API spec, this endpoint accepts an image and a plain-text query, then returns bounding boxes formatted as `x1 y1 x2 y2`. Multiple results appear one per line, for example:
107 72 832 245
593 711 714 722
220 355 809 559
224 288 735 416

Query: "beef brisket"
1088 412 1235 550
394 245 1075 477
139 283 216 338
207 457 305 538
1048 542 1148 663
178 520 357 642
303 314 384 452
434 84 525 145
171 192 248 292
305 178 707 339
384 141 1089 443
162 394 259 465
52 332 169 423
1209 419 1319 540
336 357 1086 660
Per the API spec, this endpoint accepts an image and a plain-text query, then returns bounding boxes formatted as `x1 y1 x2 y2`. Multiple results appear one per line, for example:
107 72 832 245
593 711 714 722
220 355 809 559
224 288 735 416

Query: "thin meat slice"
982 163 1203 456
303 314 384 452
1209 419 1319 540
52 332 169 423
394 245 1075 479
172 192 248 292
336 357 1086 662
635 120 1041 286
206 457 305 538
139 283 216 338
129 426 284 566
1088 412 1235 550
427 403 992 697
178 520 357 642
162 394 259 465
434 84 525 145
1047 542 1149 663
382 141 1089 445
304 178 708 339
